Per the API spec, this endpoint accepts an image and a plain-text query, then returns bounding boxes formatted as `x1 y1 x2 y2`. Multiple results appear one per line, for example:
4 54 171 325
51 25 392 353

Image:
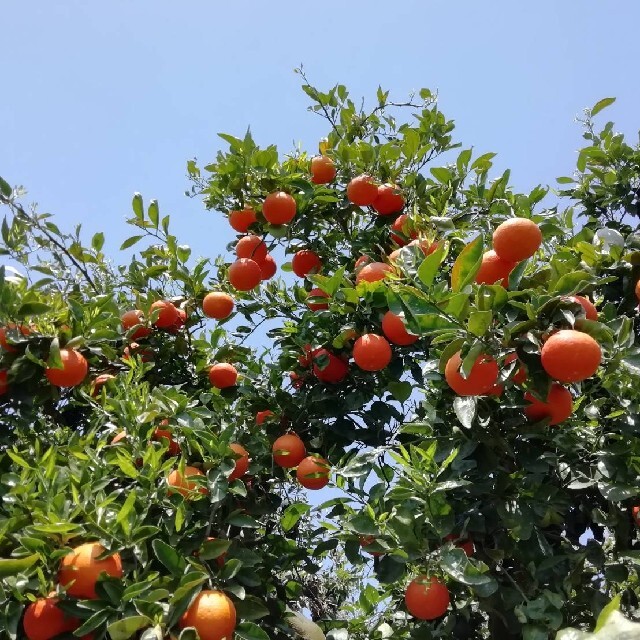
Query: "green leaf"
17 302 51 317
387 381 413 403
226 512 260 528
451 236 483 291
430 166 453 183
0 554 39 577
235 596 270 621
281 503 310 532
595 595 621 632
590 97 616 117
120 235 144 250
107 616 154 640
468 310 492 337
152 539 185 575
91 232 105 252
551 270 594 295
0 176 12 198
235 621 270 640
132 192 144 219
453 396 477 429
148 200 159 228
417 243 446 288
440 548 498 597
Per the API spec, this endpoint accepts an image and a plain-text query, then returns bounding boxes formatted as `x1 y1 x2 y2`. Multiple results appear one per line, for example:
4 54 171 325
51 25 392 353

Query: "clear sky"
2 0 640 261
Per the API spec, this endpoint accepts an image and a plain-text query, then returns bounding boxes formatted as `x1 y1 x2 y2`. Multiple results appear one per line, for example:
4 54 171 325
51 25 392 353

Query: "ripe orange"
228 443 249 481
636 279 640 302
356 262 394 285
347 175 378 206
445 351 499 396
236 234 268 263
120 309 151 340
153 426 181 456
168 308 187 333
122 342 154 362
354 255 372 270
272 433 306 468
359 535 384 557
390 214 417 246
228 259 262 291
492 218 542 262
405 575 450 620
45 348 88 388
633 505 640 527
0 323 31 352
353 334 392 371
0 369 8 396
179 590 236 640
256 410 274 426
91 373 115 396
168 466 207 497
58 542 123 599
381 311 418 346
202 292 234 320
504 352 526 384
407 238 438 256
525 383 573 425
541 330 602 382
310 156 337 184
111 430 128 444
228 208 257 233
22 596 80 640
306 288 330 311
312 348 349 384
444 534 474 557
475 250 517 288
258 254 277 280
150 300 179 329
292 250 322 278
263 192 296 225
568 295 598 321
373 184 405 216
296 455 330 489
209 363 238 389
299 343 313 367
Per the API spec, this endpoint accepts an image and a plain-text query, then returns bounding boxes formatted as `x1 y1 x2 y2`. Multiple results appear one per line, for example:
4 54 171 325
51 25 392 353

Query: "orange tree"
1 78 640 640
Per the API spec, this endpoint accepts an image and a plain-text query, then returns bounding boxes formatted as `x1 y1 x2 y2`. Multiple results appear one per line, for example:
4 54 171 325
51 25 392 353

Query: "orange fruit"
22 596 80 640
179 590 236 640
388 249 402 264
568 295 598 321
296 456 330 490
111 431 127 444
353 334 392 371
167 308 187 333
228 208 257 233
0 369 8 396
203 292 234 320
354 255 372 270
475 250 517 288
306 288 330 311
390 214 417 246
209 363 238 389
373 184 405 216
359 535 384 557
407 238 438 256
272 433 306 468
58 542 123 599
504 352 526 384
405 575 450 620
153 427 181 456
258 254 277 280
299 343 313 367
541 329 602 382
525 383 573 425
356 262 394 285
168 466 207 497
492 218 542 262
636 279 640 302
445 351 499 396
45 348 88 388
120 310 151 340
150 300 179 329
310 156 337 184
292 250 322 278
262 192 296 225
228 259 262 291
256 410 274 426
90 373 115 396
228 443 249 481
444 534 474 557
633 506 640 527
196 537 226 567
0 323 31 352
122 342 154 362
312 348 349 384
381 311 418 346
347 175 378 206
235 234 268 262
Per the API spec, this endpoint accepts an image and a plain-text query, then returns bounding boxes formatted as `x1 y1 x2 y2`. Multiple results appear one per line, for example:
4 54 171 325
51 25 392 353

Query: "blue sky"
2 0 640 263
